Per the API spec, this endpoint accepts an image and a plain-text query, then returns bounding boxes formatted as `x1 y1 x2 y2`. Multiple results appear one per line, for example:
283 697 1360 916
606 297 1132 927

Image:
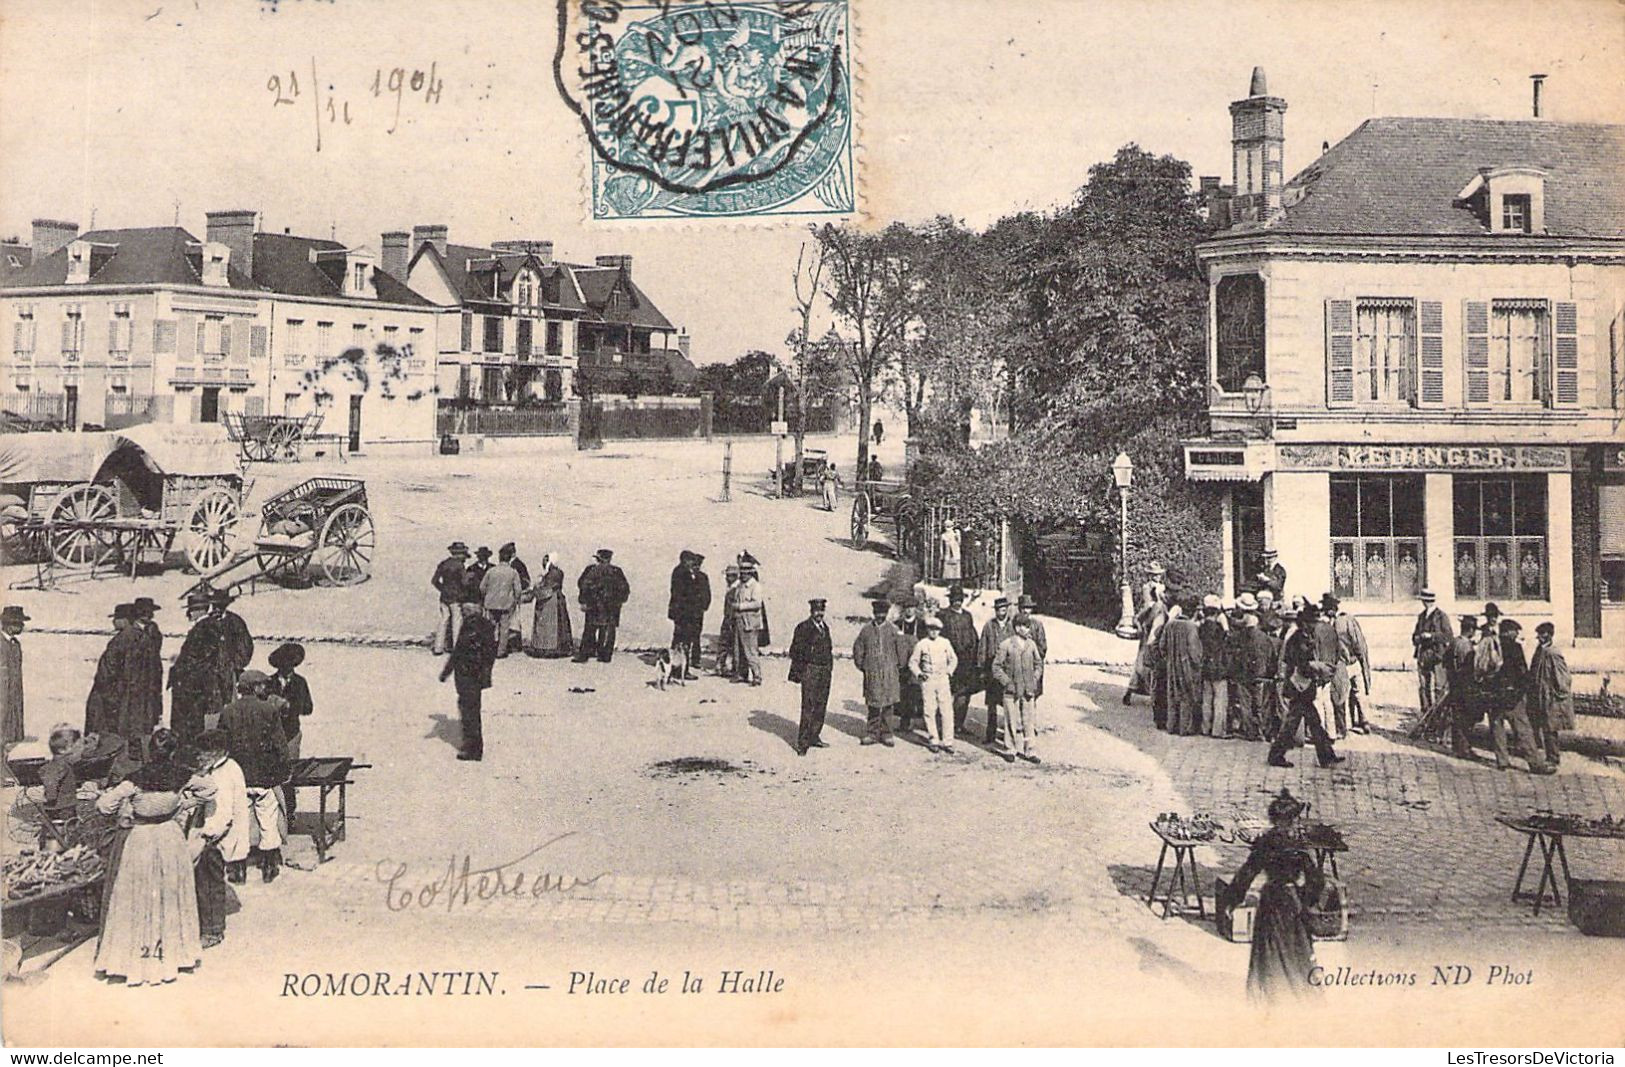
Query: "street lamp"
1242 373 1269 415
1112 451 1139 640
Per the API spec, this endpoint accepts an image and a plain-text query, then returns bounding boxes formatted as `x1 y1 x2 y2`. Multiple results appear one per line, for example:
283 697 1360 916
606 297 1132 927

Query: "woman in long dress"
1220 790 1324 1001
525 552 574 659
92 736 208 985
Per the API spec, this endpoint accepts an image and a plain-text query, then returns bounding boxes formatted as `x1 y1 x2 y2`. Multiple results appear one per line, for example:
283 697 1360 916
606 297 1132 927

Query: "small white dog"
654 645 688 690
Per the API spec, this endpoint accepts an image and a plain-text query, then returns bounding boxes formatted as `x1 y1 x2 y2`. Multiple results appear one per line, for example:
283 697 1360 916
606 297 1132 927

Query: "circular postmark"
555 0 849 208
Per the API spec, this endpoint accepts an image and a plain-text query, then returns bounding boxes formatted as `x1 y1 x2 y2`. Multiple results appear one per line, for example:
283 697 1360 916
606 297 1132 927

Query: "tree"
786 239 828 494
815 222 914 480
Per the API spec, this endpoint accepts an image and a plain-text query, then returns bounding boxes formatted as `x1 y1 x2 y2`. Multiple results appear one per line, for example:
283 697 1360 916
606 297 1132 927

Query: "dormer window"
1502 194 1531 234
353 262 367 291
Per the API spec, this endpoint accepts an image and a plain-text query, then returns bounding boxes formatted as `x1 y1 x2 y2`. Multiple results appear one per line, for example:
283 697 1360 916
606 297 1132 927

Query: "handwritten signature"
377 833 605 912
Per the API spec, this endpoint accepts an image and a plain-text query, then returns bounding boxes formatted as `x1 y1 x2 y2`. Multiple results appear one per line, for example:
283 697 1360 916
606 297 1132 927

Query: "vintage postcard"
1 0 1623 1050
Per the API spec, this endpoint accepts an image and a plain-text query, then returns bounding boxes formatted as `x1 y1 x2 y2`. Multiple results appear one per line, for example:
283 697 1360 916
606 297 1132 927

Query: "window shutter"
1324 299 1354 406
1463 300 1490 404
461 311 474 351
250 325 268 360
12 322 22 352
178 314 197 359
1416 300 1445 407
60 320 72 353
196 321 207 357
154 320 177 354
245 394 265 416
221 321 234 359
1552 301 1579 406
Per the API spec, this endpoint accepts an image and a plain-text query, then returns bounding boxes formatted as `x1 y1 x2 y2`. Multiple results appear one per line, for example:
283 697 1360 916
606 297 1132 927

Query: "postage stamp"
555 0 854 221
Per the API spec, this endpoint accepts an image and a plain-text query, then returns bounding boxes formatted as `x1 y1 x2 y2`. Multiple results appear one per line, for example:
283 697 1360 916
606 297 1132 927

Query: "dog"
654 645 688 690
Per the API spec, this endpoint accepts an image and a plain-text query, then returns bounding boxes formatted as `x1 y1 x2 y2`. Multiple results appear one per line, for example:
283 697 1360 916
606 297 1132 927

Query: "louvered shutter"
1552 301 1579 406
13 322 23 353
245 394 265 416
1416 300 1445 407
196 321 207 357
154 320 177 354
1325 299 1354 406
461 311 473 351
60 320 72 354
1463 300 1490 404
221 320 234 359
250 325 268 360
178 314 197 359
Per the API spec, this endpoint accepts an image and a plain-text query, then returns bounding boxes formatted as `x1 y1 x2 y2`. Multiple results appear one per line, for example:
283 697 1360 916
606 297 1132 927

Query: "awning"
0 424 240 485
1183 439 1275 483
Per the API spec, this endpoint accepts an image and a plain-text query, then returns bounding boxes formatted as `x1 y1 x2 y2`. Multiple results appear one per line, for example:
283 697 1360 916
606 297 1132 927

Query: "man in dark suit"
210 589 255 683
1411 588 1453 718
788 599 834 756
1254 548 1287 601
440 601 498 761
667 550 711 678
128 597 165 737
431 541 471 654
575 549 631 663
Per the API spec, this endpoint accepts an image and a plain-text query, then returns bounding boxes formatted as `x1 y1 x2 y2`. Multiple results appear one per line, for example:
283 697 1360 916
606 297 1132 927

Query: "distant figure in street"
1411 589 1452 718
716 563 742 677
788 599 834 755
851 600 901 746
1253 548 1286 601
467 546 493 589
218 670 290 882
1322 594 1371 737
894 597 929 731
909 615 959 754
441 601 497 761
871 419 884 447
499 543 530 653
1016 593 1048 715
85 604 143 740
1159 600 1204 736
1125 561 1168 705
1 604 26 748
867 456 884 482
667 550 711 679
575 549 631 664
1198 595 1231 738
1219 789 1324 1002
976 596 1016 743
168 591 234 746
1229 594 1273 741
818 462 841 511
267 643 312 815
938 586 980 734
128 597 165 739
431 541 471 655
187 730 248 946
731 554 767 685
939 518 962 583
1527 622 1572 769
1488 619 1554 775
1442 615 1481 759
525 551 574 659
992 614 1043 764
1267 603 1341 769
480 547 525 659
208 590 253 686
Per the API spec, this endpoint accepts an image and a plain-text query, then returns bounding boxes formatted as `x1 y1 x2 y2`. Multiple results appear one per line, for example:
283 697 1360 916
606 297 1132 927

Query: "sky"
1 0 1621 363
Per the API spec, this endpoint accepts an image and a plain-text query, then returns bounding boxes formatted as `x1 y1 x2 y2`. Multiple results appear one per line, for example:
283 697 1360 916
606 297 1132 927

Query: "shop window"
1454 475 1548 600
1329 475 1425 601
1600 484 1625 605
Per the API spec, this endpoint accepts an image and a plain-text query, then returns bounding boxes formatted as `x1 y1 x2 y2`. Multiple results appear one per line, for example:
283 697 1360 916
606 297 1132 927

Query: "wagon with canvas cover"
0 424 246 577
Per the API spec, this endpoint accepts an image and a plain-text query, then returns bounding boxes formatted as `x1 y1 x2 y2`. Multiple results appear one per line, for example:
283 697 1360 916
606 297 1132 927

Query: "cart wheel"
268 422 300 462
850 492 871 548
241 433 272 463
0 520 44 566
47 484 118 568
311 503 374 586
185 488 241 573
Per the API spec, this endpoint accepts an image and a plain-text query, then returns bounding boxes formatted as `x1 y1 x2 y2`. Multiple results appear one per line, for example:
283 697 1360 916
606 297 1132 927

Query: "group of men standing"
1413 594 1572 775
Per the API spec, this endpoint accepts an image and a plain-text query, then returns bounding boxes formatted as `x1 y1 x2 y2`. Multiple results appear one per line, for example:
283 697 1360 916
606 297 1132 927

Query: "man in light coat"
480 548 526 659
992 614 1044 763
1322 593 1372 737
908 616 959 754
1527 621 1572 768
851 600 901 746
732 557 766 685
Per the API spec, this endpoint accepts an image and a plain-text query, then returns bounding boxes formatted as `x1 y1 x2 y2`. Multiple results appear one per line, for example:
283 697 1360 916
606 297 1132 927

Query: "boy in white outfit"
908 616 959 753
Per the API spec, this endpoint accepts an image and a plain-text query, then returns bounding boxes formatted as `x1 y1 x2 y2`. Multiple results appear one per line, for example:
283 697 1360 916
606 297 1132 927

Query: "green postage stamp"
555 0 854 221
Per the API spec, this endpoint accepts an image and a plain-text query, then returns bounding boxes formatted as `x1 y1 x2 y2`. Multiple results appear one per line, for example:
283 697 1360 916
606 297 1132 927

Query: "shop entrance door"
200 387 220 423
348 395 363 452
1231 484 1266 593
63 385 79 429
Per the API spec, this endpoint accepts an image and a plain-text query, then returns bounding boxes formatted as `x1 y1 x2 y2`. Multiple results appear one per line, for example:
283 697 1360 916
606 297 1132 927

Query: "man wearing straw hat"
1411 588 1452 718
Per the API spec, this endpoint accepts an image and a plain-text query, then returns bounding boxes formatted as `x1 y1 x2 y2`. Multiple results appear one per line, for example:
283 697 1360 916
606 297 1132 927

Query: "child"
188 730 249 943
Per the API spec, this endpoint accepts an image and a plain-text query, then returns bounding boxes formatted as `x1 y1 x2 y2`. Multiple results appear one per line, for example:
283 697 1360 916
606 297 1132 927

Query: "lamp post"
1112 451 1139 640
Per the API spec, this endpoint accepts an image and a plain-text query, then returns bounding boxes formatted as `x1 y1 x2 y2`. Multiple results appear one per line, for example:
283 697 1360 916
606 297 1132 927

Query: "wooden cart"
848 477 924 557
190 475 374 596
287 757 370 863
222 411 325 463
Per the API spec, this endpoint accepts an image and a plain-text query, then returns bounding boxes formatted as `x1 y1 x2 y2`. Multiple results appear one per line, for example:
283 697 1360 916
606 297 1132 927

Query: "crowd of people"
3 587 314 986
1122 554 1574 775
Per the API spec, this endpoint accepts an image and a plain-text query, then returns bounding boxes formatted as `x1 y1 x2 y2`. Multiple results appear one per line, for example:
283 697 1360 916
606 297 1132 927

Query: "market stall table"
1496 814 1625 915
1146 822 1209 920
287 757 370 863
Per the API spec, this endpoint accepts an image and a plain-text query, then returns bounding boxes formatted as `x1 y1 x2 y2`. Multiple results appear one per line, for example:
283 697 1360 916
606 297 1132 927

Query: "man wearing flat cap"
667 550 711 679
788 599 834 755
431 541 471 655
976 595 1017 744
219 669 291 881
85 604 143 741
852 600 901 746
575 549 631 663
1 604 27 747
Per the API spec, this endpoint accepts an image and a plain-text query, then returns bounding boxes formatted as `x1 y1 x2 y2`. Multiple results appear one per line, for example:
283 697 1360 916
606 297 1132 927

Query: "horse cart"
190 475 375 596
222 411 324 463
848 477 925 558
0 425 246 582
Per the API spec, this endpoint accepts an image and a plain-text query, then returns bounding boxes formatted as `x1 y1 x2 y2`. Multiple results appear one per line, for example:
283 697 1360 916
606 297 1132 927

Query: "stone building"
1184 69 1625 652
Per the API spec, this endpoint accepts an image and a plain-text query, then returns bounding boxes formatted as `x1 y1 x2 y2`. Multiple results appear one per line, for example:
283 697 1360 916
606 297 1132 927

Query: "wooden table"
1492 815 1625 915
1147 824 1208 919
287 757 370 863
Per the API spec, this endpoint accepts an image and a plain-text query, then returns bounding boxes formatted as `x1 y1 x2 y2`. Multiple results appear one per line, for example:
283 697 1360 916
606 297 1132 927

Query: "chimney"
381 231 411 279
595 254 632 275
205 210 257 281
412 224 448 258
31 218 79 258
1228 67 1288 225
1531 73 1547 118
677 330 691 359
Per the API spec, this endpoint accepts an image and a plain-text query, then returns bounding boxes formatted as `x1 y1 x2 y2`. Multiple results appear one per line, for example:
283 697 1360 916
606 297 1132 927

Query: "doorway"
347 395 363 452
1231 483 1266 593
63 385 79 429
200 387 221 424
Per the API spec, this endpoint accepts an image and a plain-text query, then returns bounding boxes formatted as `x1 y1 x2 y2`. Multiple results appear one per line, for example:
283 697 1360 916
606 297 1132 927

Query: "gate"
918 501 1003 591
577 399 604 450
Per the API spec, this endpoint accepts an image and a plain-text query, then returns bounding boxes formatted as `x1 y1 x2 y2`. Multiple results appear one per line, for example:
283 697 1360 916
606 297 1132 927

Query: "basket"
1306 879 1348 941
1567 877 1625 937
